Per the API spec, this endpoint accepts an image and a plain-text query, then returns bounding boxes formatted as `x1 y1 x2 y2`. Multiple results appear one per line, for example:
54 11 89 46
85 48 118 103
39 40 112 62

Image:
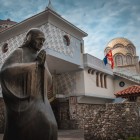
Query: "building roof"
106 37 134 48
0 8 87 40
46 0 55 11
0 19 17 33
115 85 140 97
0 28 6 32
0 19 16 25
113 68 140 84
104 37 136 58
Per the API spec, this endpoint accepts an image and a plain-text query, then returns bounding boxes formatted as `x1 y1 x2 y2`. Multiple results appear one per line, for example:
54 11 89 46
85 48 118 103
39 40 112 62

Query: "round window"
119 81 125 87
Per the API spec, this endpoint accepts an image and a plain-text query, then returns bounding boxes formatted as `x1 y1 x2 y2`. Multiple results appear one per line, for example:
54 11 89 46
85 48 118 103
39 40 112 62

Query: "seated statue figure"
0 28 57 140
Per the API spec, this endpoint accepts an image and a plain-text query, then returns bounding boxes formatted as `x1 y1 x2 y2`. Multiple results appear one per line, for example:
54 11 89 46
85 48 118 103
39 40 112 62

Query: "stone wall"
75 104 105 129
68 101 140 139
1 96 140 140
0 98 5 133
84 102 140 140
68 98 106 129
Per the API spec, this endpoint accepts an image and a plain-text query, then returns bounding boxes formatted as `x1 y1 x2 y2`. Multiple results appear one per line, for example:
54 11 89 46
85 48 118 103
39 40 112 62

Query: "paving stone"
0 129 84 140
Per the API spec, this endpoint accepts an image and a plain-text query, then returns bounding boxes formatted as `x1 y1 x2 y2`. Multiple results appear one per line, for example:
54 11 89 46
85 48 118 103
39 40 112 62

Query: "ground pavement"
0 129 84 140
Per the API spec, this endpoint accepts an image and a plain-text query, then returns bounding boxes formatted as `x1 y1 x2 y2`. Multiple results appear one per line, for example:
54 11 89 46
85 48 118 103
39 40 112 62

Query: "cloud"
0 0 140 59
0 0 47 22
55 0 140 59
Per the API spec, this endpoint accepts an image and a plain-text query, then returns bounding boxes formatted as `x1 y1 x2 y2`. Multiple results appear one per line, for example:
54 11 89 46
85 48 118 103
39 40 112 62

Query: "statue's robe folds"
0 48 57 140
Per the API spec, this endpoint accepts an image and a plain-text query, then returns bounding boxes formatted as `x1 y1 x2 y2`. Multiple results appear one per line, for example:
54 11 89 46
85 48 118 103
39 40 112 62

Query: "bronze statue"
0 28 57 140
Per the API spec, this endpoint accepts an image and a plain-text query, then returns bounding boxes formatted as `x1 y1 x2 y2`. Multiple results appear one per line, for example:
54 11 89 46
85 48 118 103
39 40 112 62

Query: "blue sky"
0 0 140 59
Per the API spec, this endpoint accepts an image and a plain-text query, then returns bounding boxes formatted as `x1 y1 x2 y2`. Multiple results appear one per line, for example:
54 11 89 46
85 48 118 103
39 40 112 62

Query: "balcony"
83 53 113 75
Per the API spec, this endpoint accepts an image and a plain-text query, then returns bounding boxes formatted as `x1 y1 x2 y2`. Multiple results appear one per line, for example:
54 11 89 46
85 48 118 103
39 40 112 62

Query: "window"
127 46 134 55
63 35 70 46
88 69 92 74
119 81 125 87
115 54 123 66
2 43 8 53
104 75 107 88
126 55 132 65
100 74 103 88
91 70 94 75
80 43 84 53
96 72 99 87
113 44 124 49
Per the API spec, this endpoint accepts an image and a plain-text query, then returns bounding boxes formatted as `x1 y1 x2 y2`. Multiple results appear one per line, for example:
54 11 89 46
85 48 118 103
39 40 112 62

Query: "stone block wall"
1 96 140 140
0 98 5 133
75 104 105 129
57 100 106 130
84 102 140 140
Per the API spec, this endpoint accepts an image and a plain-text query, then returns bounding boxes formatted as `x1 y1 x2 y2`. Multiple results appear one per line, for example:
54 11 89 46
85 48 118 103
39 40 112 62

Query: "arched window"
127 45 134 55
88 69 95 74
88 69 92 74
115 54 123 66
63 35 70 46
2 43 8 53
80 43 84 53
126 55 132 65
91 70 94 75
96 72 99 87
113 44 124 49
104 75 107 88
100 74 103 88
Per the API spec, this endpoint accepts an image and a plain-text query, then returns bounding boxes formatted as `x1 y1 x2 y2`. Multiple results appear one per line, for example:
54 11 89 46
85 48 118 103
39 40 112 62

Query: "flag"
103 56 108 65
103 50 114 69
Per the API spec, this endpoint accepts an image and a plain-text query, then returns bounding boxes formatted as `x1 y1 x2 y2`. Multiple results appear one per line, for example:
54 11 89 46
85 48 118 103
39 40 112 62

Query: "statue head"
22 28 45 51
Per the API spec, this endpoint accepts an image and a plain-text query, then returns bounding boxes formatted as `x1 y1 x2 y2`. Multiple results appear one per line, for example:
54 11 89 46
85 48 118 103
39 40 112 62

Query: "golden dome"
106 37 134 48
104 38 138 68
104 37 136 56
112 48 130 56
